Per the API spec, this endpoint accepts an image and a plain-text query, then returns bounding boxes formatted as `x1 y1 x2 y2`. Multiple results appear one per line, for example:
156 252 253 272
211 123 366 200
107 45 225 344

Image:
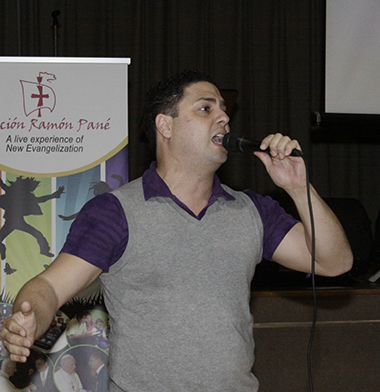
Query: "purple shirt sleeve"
60 193 128 272
244 190 299 260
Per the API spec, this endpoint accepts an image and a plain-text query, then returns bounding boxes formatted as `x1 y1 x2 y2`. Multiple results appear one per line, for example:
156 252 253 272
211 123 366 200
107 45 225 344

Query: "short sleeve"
60 193 128 271
244 190 299 260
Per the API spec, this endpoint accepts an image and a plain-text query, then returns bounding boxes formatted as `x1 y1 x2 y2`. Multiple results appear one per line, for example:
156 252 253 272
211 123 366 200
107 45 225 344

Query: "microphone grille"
222 132 241 152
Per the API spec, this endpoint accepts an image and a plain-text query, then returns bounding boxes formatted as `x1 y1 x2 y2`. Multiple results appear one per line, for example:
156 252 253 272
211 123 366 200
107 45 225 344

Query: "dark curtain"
1 0 379 228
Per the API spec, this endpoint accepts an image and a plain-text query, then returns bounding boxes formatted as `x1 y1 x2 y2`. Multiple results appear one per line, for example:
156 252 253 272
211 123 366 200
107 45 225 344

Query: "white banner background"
0 57 130 176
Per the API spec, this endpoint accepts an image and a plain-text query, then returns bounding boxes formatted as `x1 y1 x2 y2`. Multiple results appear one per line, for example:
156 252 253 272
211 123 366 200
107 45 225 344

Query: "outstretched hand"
0 301 38 362
53 185 65 198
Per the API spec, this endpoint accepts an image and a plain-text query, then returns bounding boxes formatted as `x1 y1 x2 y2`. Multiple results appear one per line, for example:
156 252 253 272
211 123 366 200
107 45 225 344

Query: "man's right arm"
0 252 102 362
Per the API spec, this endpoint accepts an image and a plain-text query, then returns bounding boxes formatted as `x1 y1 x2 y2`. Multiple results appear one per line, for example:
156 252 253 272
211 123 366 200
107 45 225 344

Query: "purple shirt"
61 162 298 272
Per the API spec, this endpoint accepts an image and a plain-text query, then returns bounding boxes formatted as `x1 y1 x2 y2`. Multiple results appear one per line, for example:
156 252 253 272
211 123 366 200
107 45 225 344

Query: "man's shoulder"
220 184 256 204
112 176 143 194
111 177 144 206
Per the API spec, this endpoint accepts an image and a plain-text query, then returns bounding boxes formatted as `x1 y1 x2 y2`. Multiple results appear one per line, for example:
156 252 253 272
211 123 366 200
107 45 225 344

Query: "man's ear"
155 114 172 140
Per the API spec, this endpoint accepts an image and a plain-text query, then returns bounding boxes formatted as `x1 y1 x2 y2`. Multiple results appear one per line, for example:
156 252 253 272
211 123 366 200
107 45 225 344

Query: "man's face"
61 357 76 373
88 355 100 371
96 321 103 329
167 81 230 169
35 359 48 372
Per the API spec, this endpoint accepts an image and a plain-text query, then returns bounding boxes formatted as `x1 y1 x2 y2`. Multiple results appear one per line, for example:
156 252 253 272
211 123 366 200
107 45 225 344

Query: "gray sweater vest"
102 177 263 392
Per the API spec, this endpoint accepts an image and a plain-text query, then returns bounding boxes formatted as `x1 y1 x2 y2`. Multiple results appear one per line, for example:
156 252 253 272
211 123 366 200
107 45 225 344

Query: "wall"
251 289 380 391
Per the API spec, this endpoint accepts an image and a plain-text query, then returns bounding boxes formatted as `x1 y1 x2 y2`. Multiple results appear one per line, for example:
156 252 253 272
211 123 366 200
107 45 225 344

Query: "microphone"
222 132 303 157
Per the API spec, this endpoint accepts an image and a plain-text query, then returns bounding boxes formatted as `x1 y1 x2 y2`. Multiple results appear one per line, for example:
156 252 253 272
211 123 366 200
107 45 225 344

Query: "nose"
216 107 230 127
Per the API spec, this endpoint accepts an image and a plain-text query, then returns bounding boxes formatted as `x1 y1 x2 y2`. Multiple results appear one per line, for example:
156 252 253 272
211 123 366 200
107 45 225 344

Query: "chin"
213 153 228 166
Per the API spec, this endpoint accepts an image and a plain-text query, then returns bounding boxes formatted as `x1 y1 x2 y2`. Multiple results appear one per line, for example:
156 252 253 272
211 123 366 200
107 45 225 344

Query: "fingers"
5 347 30 363
0 302 35 362
2 315 33 343
0 319 32 362
260 133 301 159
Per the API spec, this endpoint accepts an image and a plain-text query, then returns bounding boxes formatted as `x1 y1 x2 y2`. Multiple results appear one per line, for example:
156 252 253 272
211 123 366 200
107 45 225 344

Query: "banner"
0 57 130 392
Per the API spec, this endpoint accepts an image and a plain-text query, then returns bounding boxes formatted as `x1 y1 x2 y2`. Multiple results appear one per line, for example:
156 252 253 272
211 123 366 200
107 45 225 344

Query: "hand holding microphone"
222 132 303 157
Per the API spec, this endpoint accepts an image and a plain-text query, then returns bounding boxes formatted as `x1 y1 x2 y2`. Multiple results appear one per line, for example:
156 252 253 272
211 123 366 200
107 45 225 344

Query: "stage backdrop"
0 57 130 392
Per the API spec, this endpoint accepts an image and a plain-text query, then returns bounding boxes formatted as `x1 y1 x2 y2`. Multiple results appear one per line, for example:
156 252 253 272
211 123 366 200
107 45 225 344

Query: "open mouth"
212 134 225 145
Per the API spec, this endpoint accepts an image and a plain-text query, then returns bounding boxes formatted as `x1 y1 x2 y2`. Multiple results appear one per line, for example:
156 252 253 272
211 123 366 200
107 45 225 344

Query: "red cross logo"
20 72 57 117
31 85 50 117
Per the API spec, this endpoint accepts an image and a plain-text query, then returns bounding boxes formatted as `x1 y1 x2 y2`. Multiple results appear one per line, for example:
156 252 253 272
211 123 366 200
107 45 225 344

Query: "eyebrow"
196 97 227 111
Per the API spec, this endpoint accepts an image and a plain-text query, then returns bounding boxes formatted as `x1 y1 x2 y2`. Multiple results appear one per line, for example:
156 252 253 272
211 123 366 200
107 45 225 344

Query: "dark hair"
76 310 91 320
35 353 48 363
143 70 215 150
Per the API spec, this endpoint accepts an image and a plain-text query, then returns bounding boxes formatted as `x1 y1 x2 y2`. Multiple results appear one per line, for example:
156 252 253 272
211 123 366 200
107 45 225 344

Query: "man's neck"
156 162 215 216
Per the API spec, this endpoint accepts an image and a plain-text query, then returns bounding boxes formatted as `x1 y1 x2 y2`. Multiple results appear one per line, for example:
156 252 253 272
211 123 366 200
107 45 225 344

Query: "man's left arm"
255 133 353 276
272 185 353 276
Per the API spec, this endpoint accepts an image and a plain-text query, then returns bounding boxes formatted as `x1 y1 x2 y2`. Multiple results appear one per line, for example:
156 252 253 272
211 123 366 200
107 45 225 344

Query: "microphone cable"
302 154 317 392
223 133 317 390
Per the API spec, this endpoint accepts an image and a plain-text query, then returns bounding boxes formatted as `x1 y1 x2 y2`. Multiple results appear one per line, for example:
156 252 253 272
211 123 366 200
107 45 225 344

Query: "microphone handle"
238 136 303 157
